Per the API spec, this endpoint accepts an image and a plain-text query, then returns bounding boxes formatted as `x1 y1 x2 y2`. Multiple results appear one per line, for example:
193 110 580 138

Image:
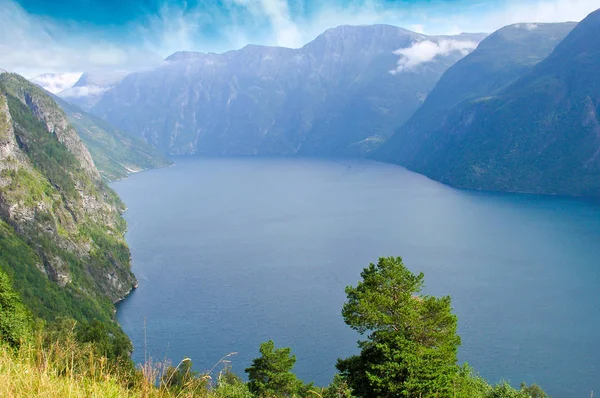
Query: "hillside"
91 26 485 156
0 72 135 331
377 10 600 196
375 21 575 168
52 95 171 181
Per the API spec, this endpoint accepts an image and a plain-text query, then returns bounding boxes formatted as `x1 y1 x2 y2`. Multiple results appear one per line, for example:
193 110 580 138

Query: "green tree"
487 382 531 398
337 256 461 397
451 364 492 398
322 374 355 398
519 382 549 398
0 269 32 347
76 319 132 362
215 369 254 398
246 340 304 397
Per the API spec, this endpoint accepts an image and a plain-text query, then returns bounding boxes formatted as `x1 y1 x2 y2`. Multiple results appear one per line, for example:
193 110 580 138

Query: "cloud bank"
0 0 163 77
29 72 83 94
1 0 599 76
390 40 479 74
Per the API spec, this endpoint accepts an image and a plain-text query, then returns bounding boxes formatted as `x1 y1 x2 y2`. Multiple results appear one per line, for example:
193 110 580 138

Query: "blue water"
114 157 600 397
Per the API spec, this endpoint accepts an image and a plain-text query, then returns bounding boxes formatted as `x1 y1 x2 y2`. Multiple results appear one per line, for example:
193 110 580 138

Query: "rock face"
0 72 136 323
92 25 486 156
375 15 600 196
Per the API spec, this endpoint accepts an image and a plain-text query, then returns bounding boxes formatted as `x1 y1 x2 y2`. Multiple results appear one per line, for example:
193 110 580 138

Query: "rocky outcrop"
0 72 136 316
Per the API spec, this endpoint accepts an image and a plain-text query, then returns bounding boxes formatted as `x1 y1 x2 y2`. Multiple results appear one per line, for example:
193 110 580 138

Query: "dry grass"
0 336 250 398
0 344 136 398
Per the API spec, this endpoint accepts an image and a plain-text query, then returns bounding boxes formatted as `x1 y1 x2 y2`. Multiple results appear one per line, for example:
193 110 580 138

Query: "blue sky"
2 0 599 76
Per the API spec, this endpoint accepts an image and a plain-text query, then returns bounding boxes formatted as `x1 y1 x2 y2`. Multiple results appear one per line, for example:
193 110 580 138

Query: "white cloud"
1 0 599 75
423 0 600 34
257 0 303 48
525 23 540 30
409 24 426 34
390 39 479 74
0 0 163 77
228 0 302 47
29 72 83 94
59 85 111 99
139 4 213 56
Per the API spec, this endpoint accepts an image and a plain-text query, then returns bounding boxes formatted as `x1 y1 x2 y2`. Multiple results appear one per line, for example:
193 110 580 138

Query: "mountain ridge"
91 25 486 156
377 10 600 196
0 72 136 330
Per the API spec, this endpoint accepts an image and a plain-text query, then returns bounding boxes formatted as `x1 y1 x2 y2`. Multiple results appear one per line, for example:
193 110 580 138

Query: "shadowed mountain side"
92 25 485 156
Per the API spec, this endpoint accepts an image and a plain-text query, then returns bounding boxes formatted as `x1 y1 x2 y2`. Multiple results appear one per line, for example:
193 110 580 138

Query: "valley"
2 3 600 397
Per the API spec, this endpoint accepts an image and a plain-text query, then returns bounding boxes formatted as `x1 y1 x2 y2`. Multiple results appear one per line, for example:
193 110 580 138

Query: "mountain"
375 15 600 196
376 21 575 164
0 72 136 330
91 25 486 156
52 95 171 181
29 72 82 94
59 70 130 110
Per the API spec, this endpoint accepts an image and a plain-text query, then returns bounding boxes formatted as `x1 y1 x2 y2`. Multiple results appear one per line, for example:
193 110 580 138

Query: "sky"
1 0 599 77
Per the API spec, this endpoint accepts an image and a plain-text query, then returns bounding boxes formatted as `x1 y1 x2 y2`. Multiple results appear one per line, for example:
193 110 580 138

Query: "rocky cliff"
0 72 136 324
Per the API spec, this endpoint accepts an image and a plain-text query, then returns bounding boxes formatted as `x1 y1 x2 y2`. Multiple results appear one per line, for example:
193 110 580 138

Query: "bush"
0 269 33 348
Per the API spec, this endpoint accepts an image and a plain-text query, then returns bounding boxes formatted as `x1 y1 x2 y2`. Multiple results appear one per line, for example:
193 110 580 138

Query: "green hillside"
377 10 600 196
0 72 135 338
53 95 171 181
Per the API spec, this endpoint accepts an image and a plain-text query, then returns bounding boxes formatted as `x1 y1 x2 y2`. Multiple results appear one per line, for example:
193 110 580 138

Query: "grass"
0 332 253 398
0 340 136 398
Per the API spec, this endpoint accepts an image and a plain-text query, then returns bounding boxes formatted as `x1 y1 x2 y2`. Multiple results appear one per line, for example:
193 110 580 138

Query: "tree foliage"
337 256 461 397
0 269 33 348
246 340 305 397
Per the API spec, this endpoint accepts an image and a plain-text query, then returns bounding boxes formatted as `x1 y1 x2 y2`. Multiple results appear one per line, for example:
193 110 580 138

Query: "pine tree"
337 256 460 397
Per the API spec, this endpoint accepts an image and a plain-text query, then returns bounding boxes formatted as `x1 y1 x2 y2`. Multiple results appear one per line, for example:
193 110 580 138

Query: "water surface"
114 157 600 396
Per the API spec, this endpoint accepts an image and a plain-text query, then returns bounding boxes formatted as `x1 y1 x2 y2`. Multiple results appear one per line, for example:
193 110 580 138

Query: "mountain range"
376 10 600 196
0 10 598 385
26 9 600 197
90 26 485 156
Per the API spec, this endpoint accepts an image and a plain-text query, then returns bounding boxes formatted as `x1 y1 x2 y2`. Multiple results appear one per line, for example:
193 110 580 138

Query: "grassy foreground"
0 337 252 398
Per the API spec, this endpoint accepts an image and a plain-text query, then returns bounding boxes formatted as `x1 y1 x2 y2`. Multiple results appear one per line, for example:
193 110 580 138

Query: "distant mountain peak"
72 71 129 88
321 24 416 36
165 51 207 61
92 25 482 158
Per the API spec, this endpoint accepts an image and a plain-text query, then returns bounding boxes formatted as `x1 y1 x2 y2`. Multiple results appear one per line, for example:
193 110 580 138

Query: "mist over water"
114 157 600 396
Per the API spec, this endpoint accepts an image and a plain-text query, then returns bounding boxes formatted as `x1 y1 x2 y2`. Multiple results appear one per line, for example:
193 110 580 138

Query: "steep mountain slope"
0 72 136 326
92 25 485 156
377 11 600 196
376 22 575 164
52 95 171 181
